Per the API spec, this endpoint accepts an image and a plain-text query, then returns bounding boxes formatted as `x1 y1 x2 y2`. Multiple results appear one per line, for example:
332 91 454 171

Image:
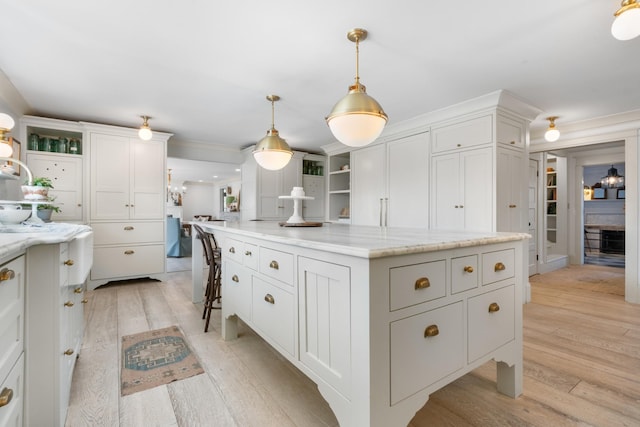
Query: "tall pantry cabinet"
85 123 171 290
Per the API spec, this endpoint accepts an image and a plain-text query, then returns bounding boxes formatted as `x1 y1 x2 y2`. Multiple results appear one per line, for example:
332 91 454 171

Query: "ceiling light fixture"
326 28 388 147
0 113 16 157
601 165 625 188
612 0 640 40
544 116 560 142
138 115 153 140
253 95 293 171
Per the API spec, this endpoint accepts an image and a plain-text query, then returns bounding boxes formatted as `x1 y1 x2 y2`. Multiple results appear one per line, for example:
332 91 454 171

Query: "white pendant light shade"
138 115 153 140
326 28 387 147
612 0 640 40
0 113 15 157
544 116 560 142
0 142 13 157
253 95 293 171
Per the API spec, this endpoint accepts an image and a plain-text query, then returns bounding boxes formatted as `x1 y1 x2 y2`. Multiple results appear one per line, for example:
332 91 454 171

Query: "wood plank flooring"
66 265 640 426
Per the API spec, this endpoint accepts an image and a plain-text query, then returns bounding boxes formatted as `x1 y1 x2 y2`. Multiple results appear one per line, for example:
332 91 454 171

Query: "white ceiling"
1 1 638 157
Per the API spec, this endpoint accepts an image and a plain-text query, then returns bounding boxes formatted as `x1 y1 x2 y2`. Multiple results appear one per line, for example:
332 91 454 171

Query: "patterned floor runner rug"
121 325 204 396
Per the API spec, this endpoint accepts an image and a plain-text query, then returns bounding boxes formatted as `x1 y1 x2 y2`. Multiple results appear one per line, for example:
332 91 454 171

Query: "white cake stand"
278 195 314 224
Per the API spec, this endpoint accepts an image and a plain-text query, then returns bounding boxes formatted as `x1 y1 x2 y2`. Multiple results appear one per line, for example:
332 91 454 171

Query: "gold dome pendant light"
253 95 293 171
326 28 388 147
612 0 640 40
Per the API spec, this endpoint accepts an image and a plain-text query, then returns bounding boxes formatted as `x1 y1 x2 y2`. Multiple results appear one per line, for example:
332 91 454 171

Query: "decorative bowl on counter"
0 206 32 224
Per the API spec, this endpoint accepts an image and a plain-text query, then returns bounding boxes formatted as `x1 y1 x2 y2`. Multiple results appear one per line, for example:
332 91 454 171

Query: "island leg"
496 360 522 398
222 314 239 341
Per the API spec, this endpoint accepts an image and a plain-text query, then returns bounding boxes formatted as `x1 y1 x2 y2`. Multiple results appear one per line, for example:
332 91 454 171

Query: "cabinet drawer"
497 115 524 149
431 115 493 153
91 244 165 280
451 255 478 294
221 237 243 264
0 256 24 387
252 276 295 356
468 285 515 363
389 260 446 311
0 353 24 427
390 302 464 405
242 243 259 271
259 247 294 286
482 249 515 285
92 221 163 245
223 260 252 321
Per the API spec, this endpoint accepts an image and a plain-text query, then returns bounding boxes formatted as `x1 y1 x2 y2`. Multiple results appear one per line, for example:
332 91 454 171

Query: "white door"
461 148 493 231
528 159 538 276
431 152 461 230
351 144 385 226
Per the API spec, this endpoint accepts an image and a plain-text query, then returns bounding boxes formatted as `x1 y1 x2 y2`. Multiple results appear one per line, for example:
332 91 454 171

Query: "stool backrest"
193 224 220 266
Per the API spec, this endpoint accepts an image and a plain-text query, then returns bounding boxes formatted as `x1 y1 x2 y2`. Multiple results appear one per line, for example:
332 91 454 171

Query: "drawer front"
242 243 259 271
482 249 515 285
91 244 165 280
259 247 294 287
0 353 24 427
252 276 295 356
451 255 478 294
389 260 446 311
497 115 524 149
0 256 24 387
223 260 252 321
468 285 515 363
390 302 464 405
92 221 164 245
222 237 243 264
431 115 493 153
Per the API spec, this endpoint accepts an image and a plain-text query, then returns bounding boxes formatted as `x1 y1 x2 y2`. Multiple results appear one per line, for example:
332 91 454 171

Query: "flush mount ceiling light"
326 28 388 147
253 95 293 171
612 0 640 40
138 115 153 140
544 116 560 142
601 165 625 188
0 113 16 157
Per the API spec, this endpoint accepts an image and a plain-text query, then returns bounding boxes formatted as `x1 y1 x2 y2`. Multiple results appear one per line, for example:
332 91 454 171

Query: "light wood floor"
66 265 640 427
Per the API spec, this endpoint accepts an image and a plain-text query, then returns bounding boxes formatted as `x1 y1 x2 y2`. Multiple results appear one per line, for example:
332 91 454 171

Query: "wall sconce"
0 113 16 157
253 95 293 171
612 0 640 40
326 28 388 147
601 165 625 188
138 115 153 141
544 116 560 142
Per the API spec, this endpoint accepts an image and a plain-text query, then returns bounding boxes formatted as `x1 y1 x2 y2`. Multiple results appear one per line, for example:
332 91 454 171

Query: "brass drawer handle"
64 301 74 307
269 260 279 270
74 287 83 294
494 262 506 272
64 259 74 266
0 387 13 407
245 250 252 256
509 204 517 208
264 293 275 304
124 250 135 255
488 302 500 313
124 226 134 231
414 277 430 290
232 274 239 282
463 265 474 273
0 268 15 282
229 247 236 254
82 299 88 304
64 349 74 356
424 324 439 338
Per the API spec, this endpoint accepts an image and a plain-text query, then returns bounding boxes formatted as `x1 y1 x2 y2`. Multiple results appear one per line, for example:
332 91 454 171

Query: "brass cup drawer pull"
424 324 439 338
124 250 135 255
494 262 506 272
231 274 239 283
64 259 74 266
74 287 83 294
229 247 236 254
488 302 500 313
264 293 275 304
64 349 74 356
463 265 474 273
0 268 15 282
245 250 252 256
269 260 279 270
64 301 74 307
0 387 14 407
414 277 430 290
124 226 134 231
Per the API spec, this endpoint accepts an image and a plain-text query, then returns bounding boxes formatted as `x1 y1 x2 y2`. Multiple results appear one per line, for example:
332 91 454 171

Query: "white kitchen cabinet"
497 147 527 232
351 132 429 227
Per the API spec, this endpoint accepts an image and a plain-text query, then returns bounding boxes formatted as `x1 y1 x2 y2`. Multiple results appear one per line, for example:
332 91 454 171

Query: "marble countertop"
199 221 530 259
0 223 92 263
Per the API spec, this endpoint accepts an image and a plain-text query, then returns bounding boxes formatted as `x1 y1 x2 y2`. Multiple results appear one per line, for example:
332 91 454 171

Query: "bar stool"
193 224 221 332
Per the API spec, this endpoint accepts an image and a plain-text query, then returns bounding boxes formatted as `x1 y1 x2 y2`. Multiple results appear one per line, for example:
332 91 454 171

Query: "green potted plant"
36 195 61 222
22 176 54 200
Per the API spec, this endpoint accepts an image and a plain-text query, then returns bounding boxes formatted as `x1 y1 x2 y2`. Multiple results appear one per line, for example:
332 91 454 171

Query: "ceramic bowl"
0 208 32 224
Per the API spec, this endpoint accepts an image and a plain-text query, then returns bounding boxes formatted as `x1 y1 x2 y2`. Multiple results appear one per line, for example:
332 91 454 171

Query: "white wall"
181 182 216 220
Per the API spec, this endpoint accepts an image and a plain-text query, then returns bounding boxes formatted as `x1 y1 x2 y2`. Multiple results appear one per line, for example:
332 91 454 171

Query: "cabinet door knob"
232 275 239 283
264 294 275 304
463 265 474 273
424 324 439 338
414 277 431 290
488 302 500 313
245 250 252 256
77 204 82 207
509 204 517 208
74 287 83 294
0 268 15 282
269 260 279 270
494 262 506 272
0 387 14 407
64 301 74 307
229 247 235 254
82 299 89 304
510 140 516 145
125 204 129 207
64 349 75 356
124 226 134 231
64 259 75 266
124 250 135 255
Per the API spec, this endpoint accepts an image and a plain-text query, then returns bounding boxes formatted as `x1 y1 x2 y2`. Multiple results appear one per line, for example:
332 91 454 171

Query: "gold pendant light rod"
347 29 367 87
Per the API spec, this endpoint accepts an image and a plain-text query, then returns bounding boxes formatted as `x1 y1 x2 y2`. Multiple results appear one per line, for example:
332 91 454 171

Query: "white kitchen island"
193 221 528 427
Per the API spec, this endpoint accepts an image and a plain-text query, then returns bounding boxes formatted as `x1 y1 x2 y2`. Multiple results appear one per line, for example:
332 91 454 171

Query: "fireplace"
601 230 625 254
